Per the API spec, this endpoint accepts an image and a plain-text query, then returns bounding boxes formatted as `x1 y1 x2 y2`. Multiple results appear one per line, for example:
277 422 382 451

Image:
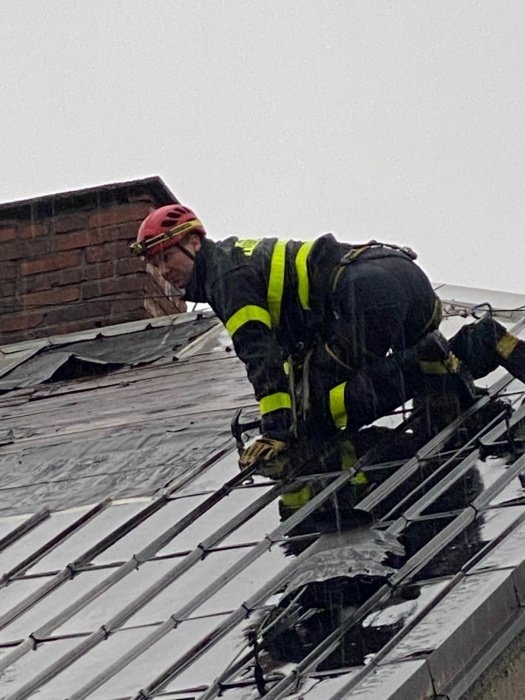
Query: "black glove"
238 437 289 477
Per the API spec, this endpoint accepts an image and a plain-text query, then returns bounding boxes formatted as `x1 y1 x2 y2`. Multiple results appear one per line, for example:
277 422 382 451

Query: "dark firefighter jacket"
184 234 353 439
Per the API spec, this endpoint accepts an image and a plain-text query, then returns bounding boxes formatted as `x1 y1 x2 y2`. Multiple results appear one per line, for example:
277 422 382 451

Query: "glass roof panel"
27 500 153 574
0 569 110 644
0 637 78 697
190 544 292 618
0 509 92 577
124 549 247 628
158 484 274 556
23 625 151 700
92 494 208 565
218 497 281 548
82 616 228 699
163 616 260 692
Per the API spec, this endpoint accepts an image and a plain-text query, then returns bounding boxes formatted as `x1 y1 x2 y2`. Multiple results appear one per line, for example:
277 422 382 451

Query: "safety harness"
224 238 441 434
330 239 418 294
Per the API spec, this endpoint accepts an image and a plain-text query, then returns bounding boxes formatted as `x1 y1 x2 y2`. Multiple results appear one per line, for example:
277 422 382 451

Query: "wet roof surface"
0 290 524 699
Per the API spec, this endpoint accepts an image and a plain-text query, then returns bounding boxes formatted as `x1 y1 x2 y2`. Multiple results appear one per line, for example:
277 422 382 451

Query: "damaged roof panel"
0 312 219 391
0 292 524 699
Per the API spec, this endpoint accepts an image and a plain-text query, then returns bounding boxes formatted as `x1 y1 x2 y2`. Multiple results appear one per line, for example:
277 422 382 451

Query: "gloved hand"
238 437 289 477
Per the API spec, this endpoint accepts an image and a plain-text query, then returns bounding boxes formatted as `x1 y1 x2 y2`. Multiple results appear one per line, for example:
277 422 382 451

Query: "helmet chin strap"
175 242 196 261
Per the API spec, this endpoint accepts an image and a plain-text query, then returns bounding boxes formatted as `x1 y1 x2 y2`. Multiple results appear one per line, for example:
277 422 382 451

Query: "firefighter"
131 204 523 477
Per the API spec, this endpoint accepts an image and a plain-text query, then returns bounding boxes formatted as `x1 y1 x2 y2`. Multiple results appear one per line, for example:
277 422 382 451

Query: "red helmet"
131 204 206 258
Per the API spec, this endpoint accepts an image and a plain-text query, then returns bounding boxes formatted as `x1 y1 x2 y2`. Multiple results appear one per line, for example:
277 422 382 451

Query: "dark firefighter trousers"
303 248 443 438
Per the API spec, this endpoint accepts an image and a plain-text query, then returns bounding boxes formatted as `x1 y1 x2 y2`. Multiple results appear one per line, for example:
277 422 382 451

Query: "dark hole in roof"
44 356 124 384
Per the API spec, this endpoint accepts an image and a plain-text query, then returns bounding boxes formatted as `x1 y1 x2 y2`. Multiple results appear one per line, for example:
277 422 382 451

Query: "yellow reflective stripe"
280 483 312 509
419 360 449 375
350 470 369 486
329 382 348 430
259 392 292 415
234 239 260 256
295 241 315 310
496 333 519 359
267 240 287 327
340 439 358 470
225 305 271 337
419 352 459 375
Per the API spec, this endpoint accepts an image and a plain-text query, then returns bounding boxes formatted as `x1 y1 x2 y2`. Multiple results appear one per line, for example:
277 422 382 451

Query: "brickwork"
0 178 185 345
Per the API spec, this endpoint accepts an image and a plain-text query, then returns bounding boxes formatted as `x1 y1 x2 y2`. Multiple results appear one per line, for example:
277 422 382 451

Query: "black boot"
379 329 451 372
450 317 525 383
411 346 479 438
412 329 451 362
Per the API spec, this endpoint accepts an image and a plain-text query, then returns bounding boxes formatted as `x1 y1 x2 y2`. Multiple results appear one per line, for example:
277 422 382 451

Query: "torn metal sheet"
283 527 405 599
0 347 44 379
0 315 219 391
56 316 218 365
255 528 406 673
0 352 120 391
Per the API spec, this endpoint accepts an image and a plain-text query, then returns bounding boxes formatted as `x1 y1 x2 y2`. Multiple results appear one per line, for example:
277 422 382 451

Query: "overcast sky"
1 1 523 293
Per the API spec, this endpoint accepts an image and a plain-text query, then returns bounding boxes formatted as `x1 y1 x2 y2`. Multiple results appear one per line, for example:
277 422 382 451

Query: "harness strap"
422 296 443 333
331 241 415 296
330 240 439 341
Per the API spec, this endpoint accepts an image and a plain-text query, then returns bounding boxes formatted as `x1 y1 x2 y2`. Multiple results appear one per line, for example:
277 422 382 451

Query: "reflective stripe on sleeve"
225 305 272 337
496 333 519 359
259 392 292 415
295 241 315 310
267 241 287 328
329 382 348 430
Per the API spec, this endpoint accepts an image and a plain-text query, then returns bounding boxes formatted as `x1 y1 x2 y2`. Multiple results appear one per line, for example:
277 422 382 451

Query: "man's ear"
188 233 202 252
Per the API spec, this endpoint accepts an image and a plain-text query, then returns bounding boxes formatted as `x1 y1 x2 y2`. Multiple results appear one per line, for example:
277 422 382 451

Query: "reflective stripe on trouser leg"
339 439 368 485
419 352 460 376
327 370 413 433
280 483 313 510
329 382 348 430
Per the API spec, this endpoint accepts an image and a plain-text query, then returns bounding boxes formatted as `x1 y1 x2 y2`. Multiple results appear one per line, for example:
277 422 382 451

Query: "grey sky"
1 1 524 293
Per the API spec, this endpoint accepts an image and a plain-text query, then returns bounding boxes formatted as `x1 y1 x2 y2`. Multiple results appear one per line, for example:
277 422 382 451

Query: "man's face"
149 244 195 292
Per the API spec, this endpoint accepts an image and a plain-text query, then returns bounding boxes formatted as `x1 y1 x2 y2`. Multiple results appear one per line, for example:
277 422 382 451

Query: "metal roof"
0 288 524 699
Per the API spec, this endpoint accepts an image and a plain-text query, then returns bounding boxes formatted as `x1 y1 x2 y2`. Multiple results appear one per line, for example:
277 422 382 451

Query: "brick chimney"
0 177 186 345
